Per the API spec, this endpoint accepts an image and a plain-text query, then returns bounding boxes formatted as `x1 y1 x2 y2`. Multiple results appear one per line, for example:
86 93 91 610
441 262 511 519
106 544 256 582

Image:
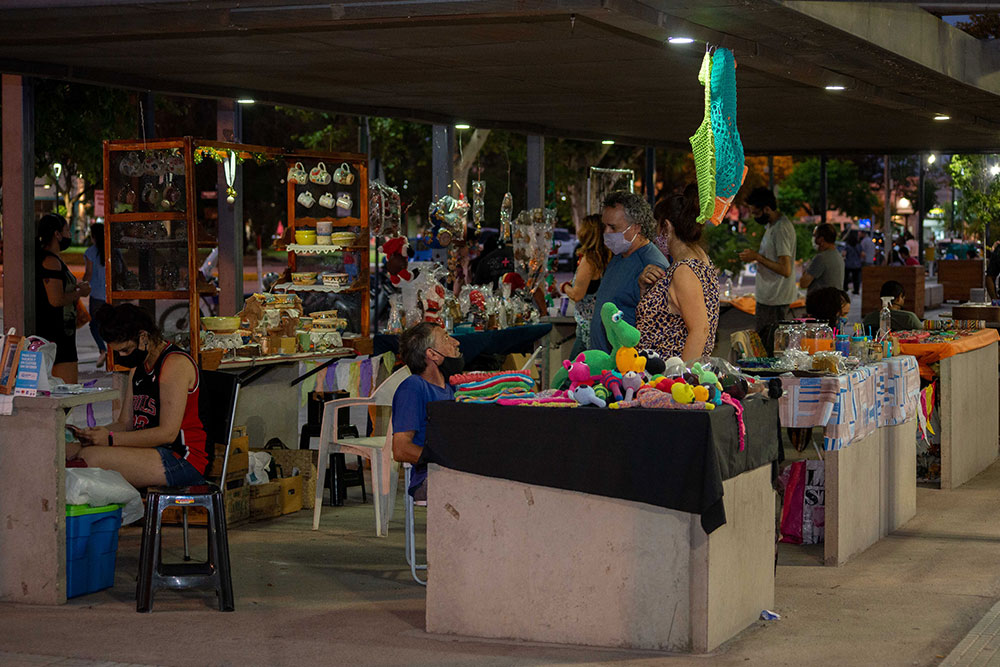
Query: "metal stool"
136 484 234 612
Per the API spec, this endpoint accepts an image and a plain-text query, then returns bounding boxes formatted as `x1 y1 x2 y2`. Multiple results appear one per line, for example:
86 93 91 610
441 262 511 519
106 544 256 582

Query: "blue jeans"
89 298 107 353
156 447 206 487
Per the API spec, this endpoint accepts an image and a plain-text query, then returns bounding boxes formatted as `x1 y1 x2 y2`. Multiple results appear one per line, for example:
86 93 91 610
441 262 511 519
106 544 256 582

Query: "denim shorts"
155 446 206 487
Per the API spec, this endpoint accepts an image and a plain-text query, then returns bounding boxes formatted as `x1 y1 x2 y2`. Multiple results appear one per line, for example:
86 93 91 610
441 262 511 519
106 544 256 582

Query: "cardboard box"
251 448 318 510
249 481 282 520
278 476 303 514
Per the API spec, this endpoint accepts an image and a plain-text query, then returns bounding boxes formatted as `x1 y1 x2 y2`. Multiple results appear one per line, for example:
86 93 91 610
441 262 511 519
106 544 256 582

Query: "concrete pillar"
216 99 244 315
819 154 828 223
526 135 545 209
432 124 454 199
883 155 892 266
645 146 656 205
2 74 36 335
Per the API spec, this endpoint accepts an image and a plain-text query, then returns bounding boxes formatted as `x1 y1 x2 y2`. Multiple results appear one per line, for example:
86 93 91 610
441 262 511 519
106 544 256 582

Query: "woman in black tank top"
36 214 91 383
558 215 611 362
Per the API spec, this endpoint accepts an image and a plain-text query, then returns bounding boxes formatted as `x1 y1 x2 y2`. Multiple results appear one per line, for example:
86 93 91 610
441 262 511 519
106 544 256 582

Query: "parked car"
553 228 578 269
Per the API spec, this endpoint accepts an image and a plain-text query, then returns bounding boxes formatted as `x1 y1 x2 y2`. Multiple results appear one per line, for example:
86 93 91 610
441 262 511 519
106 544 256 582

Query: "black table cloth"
374 323 552 363
426 395 780 533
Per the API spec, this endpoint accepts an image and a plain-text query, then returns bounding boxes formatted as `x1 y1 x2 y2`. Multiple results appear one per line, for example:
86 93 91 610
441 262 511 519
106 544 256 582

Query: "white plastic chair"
312 367 410 536
403 463 427 586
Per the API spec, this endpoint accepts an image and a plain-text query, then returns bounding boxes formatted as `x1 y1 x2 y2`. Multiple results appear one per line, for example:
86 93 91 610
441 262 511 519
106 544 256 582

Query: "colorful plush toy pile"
451 370 536 403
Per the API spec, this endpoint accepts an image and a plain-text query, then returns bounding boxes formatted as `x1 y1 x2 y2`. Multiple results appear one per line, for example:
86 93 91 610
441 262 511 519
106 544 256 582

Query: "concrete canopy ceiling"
1 0 1000 153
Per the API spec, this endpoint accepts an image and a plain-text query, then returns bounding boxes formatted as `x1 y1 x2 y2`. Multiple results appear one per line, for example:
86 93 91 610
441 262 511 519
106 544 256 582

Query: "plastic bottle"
835 334 850 356
879 296 893 342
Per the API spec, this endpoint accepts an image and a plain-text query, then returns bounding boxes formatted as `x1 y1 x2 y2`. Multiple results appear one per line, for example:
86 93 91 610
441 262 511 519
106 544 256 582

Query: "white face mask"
603 224 637 255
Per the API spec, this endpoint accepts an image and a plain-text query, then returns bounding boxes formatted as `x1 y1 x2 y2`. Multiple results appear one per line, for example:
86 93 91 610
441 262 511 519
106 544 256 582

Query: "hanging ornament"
500 192 513 243
472 180 486 233
223 150 237 204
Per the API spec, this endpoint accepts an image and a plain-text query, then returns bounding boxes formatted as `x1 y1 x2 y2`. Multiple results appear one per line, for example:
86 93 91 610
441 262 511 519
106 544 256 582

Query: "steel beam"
217 98 244 316
526 135 545 210
2 74 35 335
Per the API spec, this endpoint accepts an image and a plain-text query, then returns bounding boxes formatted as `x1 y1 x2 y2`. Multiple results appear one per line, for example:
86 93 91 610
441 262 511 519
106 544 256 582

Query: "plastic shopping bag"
779 460 825 545
66 467 143 525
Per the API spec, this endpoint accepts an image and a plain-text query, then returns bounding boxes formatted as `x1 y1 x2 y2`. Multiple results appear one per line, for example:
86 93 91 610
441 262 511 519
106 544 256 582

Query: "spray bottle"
879 296 893 342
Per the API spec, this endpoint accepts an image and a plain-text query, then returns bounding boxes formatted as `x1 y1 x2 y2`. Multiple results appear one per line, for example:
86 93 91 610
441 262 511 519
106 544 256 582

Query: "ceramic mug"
279 337 297 355
165 154 185 175
333 162 354 185
297 191 316 208
318 192 335 209
316 234 332 245
336 193 353 211
296 332 312 352
287 161 308 185
143 153 164 176
119 153 143 177
142 183 162 206
309 162 331 185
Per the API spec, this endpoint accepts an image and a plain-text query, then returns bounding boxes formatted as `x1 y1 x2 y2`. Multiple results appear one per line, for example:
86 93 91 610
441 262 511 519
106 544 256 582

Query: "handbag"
75 300 91 329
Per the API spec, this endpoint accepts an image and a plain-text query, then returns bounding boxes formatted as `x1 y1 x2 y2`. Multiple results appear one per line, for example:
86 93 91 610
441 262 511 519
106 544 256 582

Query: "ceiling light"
601 139 615 145
927 153 937 165
667 36 695 44
934 114 951 121
824 85 846 91
236 98 255 104
454 123 470 130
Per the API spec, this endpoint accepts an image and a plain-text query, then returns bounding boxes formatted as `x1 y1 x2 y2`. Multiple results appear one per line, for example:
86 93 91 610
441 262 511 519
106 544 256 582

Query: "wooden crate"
249 481 282 520
861 266 925 318
938 259 984 302
160 482 248 527
251 448 318 510
206 436 249 483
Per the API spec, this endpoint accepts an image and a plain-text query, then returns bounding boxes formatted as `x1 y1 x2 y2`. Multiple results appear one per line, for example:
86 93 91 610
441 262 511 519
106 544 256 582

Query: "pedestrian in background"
83 222 108 367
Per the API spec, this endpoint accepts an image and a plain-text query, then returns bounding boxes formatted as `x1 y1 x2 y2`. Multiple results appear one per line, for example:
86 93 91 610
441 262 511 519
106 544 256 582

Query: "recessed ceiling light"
667 37 695 45
601 139 615 145
934 114 951 121
454 123 471 130
236 98 255 104
825 85 846 91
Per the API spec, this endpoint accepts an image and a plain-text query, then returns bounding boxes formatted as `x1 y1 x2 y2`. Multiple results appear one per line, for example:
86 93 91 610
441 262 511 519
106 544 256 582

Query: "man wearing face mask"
69 304 209 489
799 223 844 296
588 191 669 353
739 187 797 354
392 322 462 501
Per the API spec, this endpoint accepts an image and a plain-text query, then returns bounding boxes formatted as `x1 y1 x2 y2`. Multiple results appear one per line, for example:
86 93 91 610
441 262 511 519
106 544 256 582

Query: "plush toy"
421 283 448 325
569 384 606 408
663 357 687 377
641 350 666 376
691 385 710 403
615 347 647 375
551 302 641 389
690 362 719 387
599 370 624 402
622 371 643 402
671 382 696 404
562 354 593 392
720 374 749 400
647 376 677 393
382 236 412 285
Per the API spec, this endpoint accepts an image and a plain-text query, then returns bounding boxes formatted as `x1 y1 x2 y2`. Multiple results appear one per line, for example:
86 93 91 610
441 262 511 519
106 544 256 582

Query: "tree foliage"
777 157 877 219
947 154 1000 240
955 14 1000 39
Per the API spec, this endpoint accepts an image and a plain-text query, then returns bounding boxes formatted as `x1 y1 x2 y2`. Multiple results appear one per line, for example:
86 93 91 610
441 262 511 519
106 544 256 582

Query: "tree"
955 14 1000 39
946 154 1000 241
32 80 139 237
777 157 877 219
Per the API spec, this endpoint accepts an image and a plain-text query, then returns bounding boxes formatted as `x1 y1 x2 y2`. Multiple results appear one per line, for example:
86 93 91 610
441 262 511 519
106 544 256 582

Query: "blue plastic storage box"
66 504 122 599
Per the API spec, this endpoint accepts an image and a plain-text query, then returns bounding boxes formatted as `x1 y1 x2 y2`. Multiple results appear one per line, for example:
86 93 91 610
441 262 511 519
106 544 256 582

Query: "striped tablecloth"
777 356 920 450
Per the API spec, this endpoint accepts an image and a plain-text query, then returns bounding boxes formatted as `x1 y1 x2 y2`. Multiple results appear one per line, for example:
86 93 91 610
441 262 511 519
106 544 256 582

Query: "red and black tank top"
131 344 209 474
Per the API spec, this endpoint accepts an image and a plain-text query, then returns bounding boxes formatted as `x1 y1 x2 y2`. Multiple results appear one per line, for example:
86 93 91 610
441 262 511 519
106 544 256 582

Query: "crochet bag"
689 52 716 224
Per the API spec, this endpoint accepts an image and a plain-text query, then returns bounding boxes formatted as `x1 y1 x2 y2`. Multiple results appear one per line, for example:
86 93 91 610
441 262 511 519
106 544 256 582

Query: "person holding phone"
67 303 208 488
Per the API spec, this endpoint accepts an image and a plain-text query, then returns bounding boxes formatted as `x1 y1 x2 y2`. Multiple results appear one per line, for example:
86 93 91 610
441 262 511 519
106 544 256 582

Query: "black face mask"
58 234 71 251
434 351 465 380
116 343 148 369
754 212 770 226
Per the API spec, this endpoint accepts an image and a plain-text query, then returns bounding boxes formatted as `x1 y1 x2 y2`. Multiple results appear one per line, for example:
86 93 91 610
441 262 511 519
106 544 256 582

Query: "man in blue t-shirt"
391 322 462 500
589 191 670 352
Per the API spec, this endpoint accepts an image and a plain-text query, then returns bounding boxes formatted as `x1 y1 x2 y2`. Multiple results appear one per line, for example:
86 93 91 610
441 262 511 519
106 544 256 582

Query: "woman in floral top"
636 185 720 361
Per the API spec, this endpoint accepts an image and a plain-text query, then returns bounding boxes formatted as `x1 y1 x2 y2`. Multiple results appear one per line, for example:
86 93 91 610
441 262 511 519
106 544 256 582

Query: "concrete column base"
425 463 774 653
941 342 999 490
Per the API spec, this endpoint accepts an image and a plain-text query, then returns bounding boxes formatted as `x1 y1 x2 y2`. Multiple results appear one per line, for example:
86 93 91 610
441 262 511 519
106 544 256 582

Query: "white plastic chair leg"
404 466 427 585
312 429 332 531
370 455 384 537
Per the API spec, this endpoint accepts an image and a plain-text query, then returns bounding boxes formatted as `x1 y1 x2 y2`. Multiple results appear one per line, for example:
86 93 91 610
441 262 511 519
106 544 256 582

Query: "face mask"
433 350 465 380
59 233 71 251
837 316 849 332
116 338 148 369
603 224 636 255
754 213 770 226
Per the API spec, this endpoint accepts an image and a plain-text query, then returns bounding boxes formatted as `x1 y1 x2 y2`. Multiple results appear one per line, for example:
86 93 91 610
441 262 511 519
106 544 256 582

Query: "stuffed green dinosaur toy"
551 302 641 389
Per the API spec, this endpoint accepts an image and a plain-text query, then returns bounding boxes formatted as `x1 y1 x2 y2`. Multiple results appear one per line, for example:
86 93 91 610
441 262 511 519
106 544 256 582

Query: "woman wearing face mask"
36 213 91 384
70 303 208 488
636 185 720 361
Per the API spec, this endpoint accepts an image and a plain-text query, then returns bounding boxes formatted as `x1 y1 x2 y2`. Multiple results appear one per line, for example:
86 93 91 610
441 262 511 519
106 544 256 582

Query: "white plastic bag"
246 451 273 485
66 467 143 525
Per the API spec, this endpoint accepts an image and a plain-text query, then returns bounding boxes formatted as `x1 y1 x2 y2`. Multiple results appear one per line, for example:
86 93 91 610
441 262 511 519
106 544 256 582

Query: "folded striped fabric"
455 387 534 403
